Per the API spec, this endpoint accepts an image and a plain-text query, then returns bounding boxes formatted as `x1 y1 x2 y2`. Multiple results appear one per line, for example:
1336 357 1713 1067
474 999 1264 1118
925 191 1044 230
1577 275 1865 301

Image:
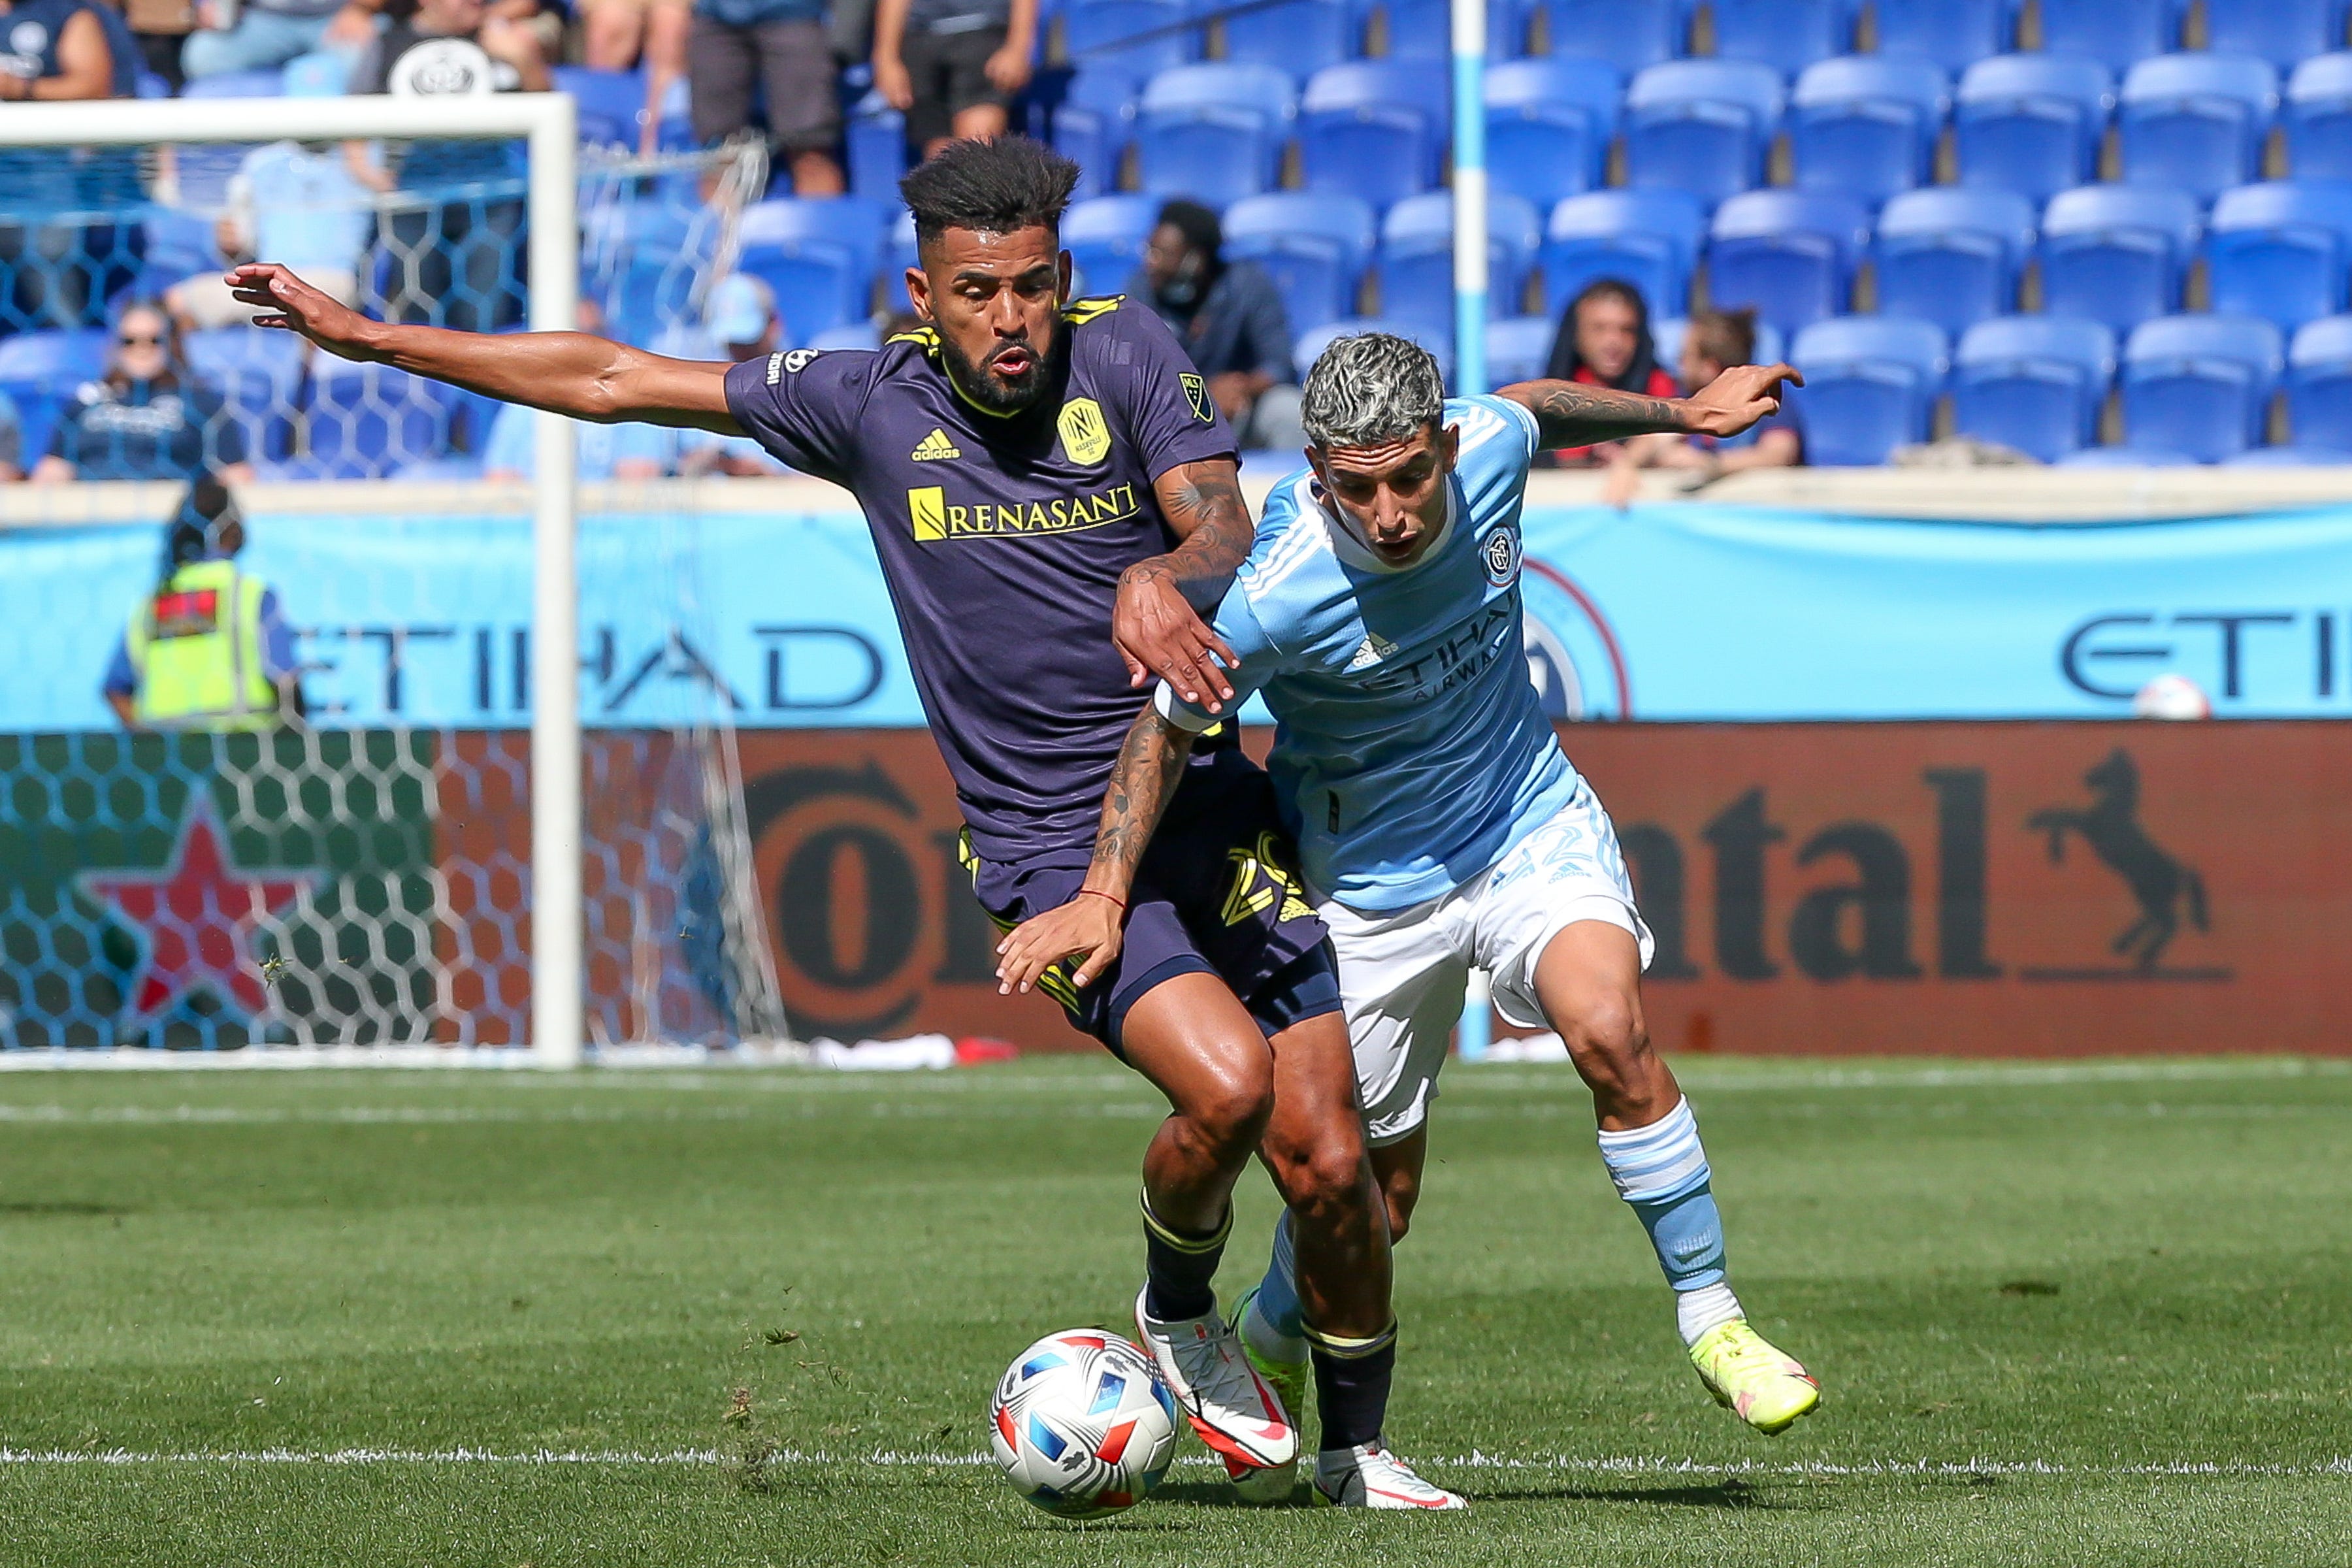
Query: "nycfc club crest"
1179 372 1215 424
1483 528 1520 585
1058 397 1111 466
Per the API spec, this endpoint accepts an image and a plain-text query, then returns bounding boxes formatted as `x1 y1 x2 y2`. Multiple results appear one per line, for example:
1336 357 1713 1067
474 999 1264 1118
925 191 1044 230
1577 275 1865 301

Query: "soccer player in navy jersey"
1000 335 1823 1484
223 138 1448 1502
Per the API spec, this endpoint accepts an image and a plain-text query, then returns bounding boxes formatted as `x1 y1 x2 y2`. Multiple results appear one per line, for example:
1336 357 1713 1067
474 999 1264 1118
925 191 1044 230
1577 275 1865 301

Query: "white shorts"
1318 781 1654 1147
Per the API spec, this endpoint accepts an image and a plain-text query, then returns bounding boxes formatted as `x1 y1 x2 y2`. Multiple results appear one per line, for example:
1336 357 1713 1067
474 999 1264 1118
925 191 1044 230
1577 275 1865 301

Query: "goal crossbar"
1 93 585 1068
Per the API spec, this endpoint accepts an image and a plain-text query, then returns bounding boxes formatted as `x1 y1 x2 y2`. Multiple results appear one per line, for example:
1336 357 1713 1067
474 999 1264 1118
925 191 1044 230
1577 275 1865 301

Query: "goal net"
0 93 789 1060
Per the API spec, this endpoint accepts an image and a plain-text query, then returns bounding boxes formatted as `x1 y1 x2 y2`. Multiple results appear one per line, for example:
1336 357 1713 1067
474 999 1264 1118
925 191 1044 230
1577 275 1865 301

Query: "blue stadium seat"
2204 181 2352 331
1706 189 1870 335
1224 192 1376 333
2120 313 2284 462
1298 61 1450 210
1135 63 1296 204
1531 0 1682 72
1709 0 1854 76
1541 188 1708 318
1053 69 1143 198
0 328 105 468
179 68 283 99
808 320 885 351
1062 0 1198 78
301 361 455 480
1374 191 1542 337
734 197 889 344
2285 54 2352 181
1486 314 1554 385
1788 315 1948 464
2034 0 2180 72
2204 0 2345 71
1623 59 1786 208
2225 442 2352 465
1789 54 1952 204
887 208 920 282
2285 313 2352 448
2038 182 2202 333
280 50 350 96
1386 0 1523 61
185 329 305 463
1062 193 1161 295
553 66 645 148
1296 315 1455 385
1871 0 2013 73
1484 58 1620 208
590 201 717 344
2057 444 2198 465
1873 186 2036 334
1221 0 1354 76
1953 52 2114 200
2116 52 2278 201
846 91 907 204
1950 314 2115 461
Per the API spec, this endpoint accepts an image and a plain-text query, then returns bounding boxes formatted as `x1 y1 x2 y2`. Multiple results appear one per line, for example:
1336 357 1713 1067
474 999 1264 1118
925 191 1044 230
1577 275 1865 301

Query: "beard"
937 319 1065 414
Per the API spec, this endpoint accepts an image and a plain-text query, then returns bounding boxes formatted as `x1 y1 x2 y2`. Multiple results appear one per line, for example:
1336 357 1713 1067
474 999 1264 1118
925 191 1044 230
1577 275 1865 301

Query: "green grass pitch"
0 1054 2346 1565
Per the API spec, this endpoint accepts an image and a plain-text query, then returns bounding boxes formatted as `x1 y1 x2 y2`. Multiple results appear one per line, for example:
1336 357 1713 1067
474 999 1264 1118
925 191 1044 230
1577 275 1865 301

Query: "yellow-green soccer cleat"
1688 1320 1821 1435
1225 1286 1309 1505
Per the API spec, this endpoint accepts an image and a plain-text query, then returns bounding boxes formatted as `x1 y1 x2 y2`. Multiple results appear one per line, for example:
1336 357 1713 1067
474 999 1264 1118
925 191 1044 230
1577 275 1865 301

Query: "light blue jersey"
1158 395 1578 912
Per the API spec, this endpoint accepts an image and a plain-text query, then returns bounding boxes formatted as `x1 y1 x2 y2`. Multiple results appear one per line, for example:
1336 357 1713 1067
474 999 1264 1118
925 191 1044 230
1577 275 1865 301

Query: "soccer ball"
988 1329 1180 1520
2133 672 2212 720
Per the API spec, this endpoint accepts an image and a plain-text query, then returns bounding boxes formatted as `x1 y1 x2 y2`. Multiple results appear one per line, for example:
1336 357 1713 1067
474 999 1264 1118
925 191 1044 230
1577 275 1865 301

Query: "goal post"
0 93 785 1065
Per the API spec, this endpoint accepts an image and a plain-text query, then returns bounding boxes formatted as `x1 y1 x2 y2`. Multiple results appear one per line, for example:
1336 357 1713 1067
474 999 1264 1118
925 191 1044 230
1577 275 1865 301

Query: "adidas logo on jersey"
911 428 963 462
1347 632 1398 670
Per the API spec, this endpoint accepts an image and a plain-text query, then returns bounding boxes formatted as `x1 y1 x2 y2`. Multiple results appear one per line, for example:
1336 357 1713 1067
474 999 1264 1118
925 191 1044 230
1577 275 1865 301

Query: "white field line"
0 1447 2346 1479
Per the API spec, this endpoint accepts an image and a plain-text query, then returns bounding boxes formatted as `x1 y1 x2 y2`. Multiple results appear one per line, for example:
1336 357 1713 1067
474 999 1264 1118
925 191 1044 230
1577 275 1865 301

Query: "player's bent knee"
1558 989 1647 1072
1184 1068 1277 1155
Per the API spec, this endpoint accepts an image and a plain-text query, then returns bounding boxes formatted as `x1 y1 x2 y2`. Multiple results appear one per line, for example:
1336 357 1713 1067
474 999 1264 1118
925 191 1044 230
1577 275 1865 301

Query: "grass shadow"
1469 1478 1816 1511
0 1201 131 1218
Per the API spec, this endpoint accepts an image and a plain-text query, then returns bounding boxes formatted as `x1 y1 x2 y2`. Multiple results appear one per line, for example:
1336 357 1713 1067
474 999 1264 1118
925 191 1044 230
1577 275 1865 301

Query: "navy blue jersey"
724 297 1239 865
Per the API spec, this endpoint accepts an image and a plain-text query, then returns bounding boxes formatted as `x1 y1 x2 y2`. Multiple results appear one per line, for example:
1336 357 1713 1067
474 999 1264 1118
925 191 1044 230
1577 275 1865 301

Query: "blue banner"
7 501 2352 730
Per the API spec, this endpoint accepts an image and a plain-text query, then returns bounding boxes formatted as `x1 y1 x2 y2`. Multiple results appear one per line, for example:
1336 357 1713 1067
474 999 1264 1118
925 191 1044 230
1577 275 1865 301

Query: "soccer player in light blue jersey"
1000 333 1821 1491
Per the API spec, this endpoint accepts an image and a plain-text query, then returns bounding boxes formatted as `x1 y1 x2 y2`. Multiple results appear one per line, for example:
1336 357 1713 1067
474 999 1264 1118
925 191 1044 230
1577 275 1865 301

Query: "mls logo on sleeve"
1483 528 1521 585
1179 372 1215 424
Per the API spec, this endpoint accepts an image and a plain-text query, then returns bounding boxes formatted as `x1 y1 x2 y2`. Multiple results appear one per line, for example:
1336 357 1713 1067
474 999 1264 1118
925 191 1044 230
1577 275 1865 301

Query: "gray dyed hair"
1300 333 1446 450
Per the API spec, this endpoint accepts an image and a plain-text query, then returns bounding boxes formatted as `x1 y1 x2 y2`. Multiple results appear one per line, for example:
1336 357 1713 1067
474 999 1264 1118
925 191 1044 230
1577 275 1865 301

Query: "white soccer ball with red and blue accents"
988 1329 1179 1519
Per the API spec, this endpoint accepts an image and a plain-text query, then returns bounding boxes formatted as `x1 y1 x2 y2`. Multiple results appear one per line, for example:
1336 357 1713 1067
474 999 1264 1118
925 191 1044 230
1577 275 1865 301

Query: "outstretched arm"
1501 362 1803 451
225 263 743 435
995 704 1196 995
1120 457 1254 713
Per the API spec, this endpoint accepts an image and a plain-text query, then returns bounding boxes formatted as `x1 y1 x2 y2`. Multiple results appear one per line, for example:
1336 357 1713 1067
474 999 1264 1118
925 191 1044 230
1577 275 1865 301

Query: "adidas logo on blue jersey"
1347 632 1398 670
911 428 962 462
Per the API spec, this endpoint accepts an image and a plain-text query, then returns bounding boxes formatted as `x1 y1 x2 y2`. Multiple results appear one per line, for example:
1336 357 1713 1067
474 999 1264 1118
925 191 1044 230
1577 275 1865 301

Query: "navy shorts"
970 749 1342 1057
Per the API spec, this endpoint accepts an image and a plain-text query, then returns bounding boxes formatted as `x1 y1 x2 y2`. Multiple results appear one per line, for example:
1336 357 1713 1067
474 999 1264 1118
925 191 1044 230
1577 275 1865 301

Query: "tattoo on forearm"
1128 461 1252 608
1514 380 1684 449
1090 709 1193 890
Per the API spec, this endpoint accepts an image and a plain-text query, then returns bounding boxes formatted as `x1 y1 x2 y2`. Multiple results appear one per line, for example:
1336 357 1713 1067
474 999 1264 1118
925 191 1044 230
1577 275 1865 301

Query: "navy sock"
1141 1190 1229 1322
1307 1320 1397 1452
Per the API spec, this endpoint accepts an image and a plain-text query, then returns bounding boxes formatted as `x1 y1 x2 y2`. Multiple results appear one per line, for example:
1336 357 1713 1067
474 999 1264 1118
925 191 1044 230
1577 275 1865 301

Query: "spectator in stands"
125 0 198 90
165 82 373 330
1602 307 1803 506
0 0 131 100
1130 199 1303 454
344 0 548 333
103 473 304 731
484 299 676 479
677 274 793 474
35 302 255 483
0 0 137 329
182 0 369 81
575 0 691 155
1543 277 1678 466
0 391 22 480
870 0 1034 159
687 0 846 197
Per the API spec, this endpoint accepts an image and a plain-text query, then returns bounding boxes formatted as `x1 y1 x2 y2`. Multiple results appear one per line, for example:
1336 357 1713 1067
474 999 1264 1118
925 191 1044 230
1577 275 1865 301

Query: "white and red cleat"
1312 1443 1469 1510
1133 1287 1296 1473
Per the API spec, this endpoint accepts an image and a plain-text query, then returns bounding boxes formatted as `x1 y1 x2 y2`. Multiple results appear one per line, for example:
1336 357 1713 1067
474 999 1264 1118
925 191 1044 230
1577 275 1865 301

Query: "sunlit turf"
0 1054 2346 1565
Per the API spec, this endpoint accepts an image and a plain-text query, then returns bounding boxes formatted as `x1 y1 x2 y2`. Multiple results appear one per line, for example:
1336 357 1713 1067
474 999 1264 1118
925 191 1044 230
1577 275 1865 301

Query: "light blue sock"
1596 1099 1742 1343
1243 1209 1307 1357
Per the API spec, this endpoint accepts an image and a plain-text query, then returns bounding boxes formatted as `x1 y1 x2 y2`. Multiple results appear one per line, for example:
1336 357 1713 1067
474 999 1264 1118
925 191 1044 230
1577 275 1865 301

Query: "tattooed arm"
1119 457 1255 713
994 703 1195 996
1499 361 1803 451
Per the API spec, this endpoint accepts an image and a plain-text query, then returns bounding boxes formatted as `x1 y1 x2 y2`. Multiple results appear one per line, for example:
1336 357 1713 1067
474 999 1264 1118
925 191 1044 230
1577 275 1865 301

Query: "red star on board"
77 796 322 1023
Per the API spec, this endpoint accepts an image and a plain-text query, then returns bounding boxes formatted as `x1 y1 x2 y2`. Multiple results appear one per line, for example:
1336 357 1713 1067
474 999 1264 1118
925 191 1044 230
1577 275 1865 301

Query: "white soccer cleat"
1134 1286 1298 1472
1312 1443 1469 1510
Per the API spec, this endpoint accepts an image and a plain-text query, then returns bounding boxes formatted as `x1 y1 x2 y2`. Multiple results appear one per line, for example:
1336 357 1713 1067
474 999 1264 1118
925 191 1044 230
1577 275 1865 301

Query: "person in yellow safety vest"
101 473 305 731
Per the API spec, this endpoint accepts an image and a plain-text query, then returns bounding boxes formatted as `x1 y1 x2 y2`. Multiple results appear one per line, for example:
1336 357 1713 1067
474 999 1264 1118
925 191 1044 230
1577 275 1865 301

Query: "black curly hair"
900 137 1083 253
